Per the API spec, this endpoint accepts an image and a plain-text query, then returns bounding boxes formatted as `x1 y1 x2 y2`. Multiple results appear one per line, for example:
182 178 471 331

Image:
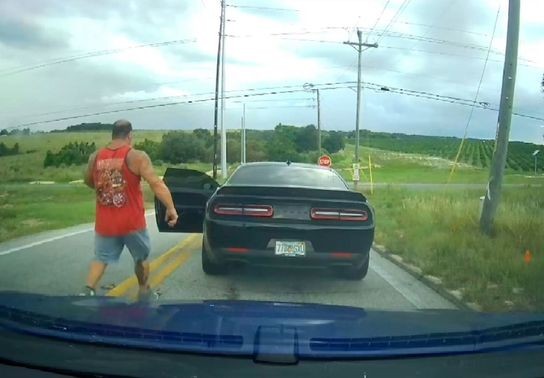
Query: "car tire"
335 255 370 280
201 239 226 275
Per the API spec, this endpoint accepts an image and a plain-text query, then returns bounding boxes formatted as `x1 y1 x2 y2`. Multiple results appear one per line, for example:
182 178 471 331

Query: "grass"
0 184 96 242
0 181 160 243
367 186 544 312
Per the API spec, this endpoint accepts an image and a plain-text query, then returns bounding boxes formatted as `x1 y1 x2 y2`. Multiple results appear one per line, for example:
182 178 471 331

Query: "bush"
0 142 20 157
159 132 211 164
134 139 161 162
43 142 96 168
323 132 345 153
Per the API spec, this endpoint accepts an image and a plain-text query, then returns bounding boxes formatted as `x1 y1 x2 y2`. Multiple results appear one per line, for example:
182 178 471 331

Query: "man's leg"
84 234 123 294
125 229 152 298
134 260 150 290
86 260 107 290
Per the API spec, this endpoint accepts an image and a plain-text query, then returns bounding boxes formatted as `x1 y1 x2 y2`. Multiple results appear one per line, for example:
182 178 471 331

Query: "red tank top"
93 145 146 236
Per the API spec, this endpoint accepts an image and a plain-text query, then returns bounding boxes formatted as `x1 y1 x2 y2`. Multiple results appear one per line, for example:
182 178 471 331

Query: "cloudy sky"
1 0 543 143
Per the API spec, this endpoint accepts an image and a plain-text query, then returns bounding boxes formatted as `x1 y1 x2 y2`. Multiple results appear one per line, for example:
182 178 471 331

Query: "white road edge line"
0 228 94 256
0 211 155 256
370 251 428 310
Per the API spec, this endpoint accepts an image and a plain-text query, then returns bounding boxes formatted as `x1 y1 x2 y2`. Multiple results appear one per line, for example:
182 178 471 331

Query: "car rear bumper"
204 219 373 268
211 247 369 268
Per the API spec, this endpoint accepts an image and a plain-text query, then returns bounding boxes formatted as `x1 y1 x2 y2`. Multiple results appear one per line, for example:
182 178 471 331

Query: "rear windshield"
163 168 218 190
227 165 348 190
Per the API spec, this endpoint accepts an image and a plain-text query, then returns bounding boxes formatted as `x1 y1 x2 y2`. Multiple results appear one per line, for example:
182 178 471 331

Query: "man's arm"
134 151 179 227
84 152 97 189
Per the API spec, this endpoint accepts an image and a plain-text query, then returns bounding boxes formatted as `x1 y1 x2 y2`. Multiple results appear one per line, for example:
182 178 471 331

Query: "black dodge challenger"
155 162 375 280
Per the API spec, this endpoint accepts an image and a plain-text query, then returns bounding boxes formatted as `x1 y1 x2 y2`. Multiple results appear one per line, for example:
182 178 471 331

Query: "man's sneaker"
78 286 96 296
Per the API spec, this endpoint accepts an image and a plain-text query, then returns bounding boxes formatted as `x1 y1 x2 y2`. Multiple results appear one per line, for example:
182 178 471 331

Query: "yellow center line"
107 234 199 297
128 235 202 300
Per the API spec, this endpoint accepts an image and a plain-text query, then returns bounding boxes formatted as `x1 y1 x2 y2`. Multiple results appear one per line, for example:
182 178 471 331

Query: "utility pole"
344 30 378 183
534 150 540 176
241 103 246 164
316 88 321 153
220 0 227 179
212 0 224 179
303 83 322 153
480 0 520 235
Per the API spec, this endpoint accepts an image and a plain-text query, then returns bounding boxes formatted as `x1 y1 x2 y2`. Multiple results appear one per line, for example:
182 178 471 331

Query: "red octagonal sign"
318 154 332 167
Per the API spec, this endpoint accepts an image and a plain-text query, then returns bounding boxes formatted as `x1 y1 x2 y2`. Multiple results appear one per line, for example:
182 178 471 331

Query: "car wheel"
201 238 227 275
335 256 369 280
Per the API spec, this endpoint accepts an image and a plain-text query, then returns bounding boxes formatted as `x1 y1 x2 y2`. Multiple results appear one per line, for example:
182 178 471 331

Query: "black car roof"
238 161 333 170
224 162 349 190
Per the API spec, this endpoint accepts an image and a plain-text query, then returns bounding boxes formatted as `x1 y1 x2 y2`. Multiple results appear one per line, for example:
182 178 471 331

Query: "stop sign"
318 154 332 167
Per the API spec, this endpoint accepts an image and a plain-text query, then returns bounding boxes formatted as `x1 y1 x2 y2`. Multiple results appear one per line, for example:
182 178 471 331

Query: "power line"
13 83 318 121
389 20 489 37
377 45 540 68
376 0 412 43
0 38 197 77
356 83 544 122
230 97 314 104
8 81 543 130
366 0 391 42
228 28 534 62
226 4 300 12
6 83 354 129
260 34 540 68
246 104 314 110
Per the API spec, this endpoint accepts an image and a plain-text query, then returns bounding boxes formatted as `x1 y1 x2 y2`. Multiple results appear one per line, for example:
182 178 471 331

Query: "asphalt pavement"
0 216 455 311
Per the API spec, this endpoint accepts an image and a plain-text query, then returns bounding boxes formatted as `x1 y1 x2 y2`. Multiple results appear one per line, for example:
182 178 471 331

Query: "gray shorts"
94 229 151 264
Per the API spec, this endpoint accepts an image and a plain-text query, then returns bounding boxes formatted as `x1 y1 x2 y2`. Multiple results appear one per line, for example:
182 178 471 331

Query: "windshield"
226 164 348 189
0 0 543 372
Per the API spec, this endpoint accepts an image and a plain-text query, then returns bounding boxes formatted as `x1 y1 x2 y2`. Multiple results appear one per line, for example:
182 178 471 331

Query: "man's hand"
165 207 179 227
133 150 178 225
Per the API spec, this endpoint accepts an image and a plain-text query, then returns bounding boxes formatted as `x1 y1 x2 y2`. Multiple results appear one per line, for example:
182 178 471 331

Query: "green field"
360 131 543 172
332 144 544 185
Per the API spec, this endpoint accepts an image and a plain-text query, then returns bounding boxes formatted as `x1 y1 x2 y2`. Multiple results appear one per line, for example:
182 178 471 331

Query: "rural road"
0 215 455 311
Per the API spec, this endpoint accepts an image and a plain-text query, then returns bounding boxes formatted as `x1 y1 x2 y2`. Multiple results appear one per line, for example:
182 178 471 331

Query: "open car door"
155 168 219 233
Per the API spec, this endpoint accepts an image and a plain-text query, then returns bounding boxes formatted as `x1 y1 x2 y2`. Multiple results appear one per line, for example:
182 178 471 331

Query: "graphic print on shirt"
95 158 128 207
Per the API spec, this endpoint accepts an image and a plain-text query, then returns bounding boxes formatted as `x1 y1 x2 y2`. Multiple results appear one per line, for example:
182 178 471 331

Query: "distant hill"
350 130 542 172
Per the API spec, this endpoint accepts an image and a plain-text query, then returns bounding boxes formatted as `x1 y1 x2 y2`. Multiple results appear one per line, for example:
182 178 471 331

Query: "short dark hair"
112 119 132 139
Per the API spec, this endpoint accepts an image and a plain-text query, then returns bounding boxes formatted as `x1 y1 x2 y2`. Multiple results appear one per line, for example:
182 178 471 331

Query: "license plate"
275 241 306 257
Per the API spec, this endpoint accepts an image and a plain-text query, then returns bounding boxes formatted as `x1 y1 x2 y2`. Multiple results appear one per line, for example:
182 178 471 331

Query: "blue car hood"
0 292 543 362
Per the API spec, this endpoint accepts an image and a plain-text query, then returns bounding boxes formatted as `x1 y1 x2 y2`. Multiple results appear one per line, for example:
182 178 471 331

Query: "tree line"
0 128 31 136
39 124 346 168
135 124 346 165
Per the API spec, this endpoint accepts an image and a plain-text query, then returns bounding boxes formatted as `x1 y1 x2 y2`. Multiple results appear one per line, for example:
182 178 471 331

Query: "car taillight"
213 205 243 216
214 204 274 217
311 208 368 221
243 205 274 217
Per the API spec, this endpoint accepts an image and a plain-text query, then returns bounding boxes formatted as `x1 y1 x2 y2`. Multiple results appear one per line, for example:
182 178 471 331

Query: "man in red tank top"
81 120 178 299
